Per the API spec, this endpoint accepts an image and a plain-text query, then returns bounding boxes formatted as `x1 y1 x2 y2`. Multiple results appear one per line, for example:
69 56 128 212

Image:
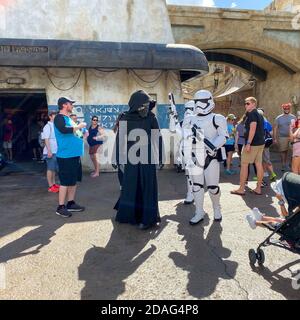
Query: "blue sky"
166 0 273 10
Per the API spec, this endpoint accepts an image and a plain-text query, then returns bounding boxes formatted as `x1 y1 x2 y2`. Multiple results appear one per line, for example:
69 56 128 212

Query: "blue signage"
48 104 185 130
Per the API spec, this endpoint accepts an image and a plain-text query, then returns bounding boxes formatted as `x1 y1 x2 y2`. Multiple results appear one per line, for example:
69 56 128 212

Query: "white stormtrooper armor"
169 100 195 204
183 90 228 224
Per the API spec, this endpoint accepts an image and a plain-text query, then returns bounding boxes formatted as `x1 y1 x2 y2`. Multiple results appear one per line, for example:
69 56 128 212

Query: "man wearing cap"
274 103 296 172
54 97 87 218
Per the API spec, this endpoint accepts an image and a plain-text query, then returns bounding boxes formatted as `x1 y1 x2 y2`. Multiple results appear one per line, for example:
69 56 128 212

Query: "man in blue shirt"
54 97 87 218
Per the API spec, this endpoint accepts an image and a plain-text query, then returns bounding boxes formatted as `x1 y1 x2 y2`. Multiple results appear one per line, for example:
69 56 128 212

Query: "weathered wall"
266 0 300 11
257 69 300 122
169 5 300 127
0 0 184 170
0 66 183 170
0 0 174 43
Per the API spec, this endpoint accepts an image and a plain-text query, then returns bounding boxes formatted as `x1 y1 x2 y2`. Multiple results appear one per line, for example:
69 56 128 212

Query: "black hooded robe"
114 91 162 227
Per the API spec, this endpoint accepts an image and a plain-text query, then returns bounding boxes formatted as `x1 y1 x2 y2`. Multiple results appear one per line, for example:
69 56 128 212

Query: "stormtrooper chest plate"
191 114 217 140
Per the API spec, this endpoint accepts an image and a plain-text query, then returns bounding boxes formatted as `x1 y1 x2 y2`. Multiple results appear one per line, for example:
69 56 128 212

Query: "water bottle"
252 208 262 221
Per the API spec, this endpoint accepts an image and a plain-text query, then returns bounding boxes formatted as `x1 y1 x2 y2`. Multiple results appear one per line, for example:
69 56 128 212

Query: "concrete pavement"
0 159 299 300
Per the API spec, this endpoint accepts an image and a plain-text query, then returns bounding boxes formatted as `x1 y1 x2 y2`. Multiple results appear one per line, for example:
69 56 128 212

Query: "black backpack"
264 130 273 148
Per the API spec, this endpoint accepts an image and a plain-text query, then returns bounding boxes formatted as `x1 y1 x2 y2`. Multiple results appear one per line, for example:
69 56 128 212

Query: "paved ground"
0 156 299 300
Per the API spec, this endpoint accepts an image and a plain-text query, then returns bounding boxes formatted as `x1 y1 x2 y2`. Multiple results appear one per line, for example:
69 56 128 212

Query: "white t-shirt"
42 122 58 155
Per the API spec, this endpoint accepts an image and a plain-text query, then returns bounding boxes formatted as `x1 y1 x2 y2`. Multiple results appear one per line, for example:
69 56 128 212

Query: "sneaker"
66 202 85 212
270 173 277 182
48 185 59 193
261 181 268 188
56 206 72 218
246 214 257 230
251 208 263 221
53 184 60 189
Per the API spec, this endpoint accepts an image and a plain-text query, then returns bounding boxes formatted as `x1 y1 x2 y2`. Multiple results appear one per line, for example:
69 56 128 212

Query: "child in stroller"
246 172 300 266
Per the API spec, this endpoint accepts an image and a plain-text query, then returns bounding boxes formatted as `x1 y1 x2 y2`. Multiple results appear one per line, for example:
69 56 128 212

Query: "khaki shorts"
241 145 264 165
278 137 291 152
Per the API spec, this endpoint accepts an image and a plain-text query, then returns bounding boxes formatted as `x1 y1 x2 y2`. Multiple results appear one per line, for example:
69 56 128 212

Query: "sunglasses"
245 102 251 106
92 119 98 121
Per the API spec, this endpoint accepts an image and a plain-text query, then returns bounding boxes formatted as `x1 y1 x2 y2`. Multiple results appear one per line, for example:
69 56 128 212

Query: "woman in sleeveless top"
87 116 104 178
290 113 300 175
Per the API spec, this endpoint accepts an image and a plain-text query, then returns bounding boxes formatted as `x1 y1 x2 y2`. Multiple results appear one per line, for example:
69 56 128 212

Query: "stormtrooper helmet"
184 100 195 117
194 90 215 115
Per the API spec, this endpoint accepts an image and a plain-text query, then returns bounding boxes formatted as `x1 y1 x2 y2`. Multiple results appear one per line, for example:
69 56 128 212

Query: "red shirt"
3 124 13 142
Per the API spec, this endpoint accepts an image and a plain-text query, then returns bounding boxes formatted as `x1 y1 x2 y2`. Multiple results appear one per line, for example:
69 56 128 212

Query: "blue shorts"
45 154 59 172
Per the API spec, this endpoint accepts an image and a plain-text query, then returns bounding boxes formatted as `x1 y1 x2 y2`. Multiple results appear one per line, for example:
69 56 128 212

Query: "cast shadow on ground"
251 259 300 300
168 202 239 299
0 172 121 263
220 168 280 218
0 220 65 264
78 218 168 300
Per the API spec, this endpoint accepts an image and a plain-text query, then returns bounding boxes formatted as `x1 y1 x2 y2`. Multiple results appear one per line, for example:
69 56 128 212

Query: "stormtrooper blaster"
192 125 218 157
169 92 179 133
168 93 178 117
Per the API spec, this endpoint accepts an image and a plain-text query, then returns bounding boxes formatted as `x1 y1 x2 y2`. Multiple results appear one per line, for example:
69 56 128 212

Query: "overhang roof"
0 38 209 81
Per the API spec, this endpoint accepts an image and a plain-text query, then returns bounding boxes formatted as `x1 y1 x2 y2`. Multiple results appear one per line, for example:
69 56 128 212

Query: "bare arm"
44 139 52 157
247 122 257 144
94 127 107 141
235 128 239 146
290 127 300 140
273 124 278 143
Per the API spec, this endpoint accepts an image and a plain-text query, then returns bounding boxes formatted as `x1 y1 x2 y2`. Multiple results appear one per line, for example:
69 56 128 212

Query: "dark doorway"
0 90 48 162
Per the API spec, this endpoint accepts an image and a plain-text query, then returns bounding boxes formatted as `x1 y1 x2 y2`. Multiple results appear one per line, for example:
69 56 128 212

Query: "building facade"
0 0 208 169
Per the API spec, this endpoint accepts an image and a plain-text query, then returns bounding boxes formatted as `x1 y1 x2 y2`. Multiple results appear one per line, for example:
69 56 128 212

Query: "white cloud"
231 2 237 8
166 0 215 7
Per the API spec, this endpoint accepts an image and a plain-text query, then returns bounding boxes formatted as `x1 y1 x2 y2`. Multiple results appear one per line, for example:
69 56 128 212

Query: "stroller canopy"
282 172 300 213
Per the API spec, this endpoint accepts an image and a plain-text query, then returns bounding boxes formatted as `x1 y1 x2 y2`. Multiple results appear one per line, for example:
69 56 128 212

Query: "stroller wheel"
249 249 257 266
256 249 265 266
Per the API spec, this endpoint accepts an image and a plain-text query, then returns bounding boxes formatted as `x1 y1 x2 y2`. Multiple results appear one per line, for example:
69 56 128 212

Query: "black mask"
138 105 149 118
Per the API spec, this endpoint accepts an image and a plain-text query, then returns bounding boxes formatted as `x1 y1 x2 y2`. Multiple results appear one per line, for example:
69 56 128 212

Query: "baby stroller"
249 172 300 266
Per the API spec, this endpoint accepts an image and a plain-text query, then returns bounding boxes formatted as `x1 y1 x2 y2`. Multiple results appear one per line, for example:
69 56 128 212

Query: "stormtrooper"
169 98 195 204
183 90 228 225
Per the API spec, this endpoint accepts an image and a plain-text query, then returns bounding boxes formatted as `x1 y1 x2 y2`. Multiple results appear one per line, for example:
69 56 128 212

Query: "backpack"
264 130 273 148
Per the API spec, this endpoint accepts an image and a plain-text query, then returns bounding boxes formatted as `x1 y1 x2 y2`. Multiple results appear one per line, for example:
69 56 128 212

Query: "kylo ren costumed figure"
114 90 163 230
